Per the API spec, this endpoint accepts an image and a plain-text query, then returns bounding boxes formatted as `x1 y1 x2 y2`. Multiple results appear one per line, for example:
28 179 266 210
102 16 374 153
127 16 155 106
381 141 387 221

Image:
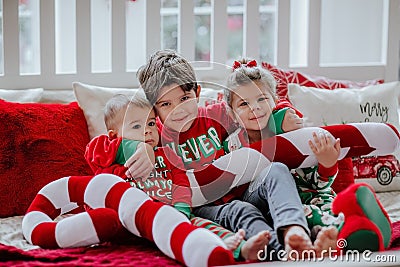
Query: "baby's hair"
225 58 277 107
104 94 153 131
137 49 198 105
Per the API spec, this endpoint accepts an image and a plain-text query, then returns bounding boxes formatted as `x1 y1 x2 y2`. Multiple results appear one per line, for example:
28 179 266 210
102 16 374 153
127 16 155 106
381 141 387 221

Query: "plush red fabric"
0 236 182 266
390 220 400 250
262 62 384 193
262 62 384 100
0 100 93 217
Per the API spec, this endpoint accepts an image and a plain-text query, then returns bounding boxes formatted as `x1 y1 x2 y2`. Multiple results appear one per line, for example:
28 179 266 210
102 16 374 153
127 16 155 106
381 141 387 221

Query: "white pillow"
0 88 43 103
72 82 143 139
40 90 76 104
288 81 400 192
288 82 400 129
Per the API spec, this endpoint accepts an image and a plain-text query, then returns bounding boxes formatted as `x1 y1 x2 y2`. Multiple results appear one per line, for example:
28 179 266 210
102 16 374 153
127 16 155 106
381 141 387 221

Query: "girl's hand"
309 131 341 168
282 108 303 132
124 142 155 181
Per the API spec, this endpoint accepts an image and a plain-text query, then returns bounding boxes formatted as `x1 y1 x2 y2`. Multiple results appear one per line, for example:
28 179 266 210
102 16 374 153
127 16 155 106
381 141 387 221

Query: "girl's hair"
104 94 153 131
225 58 277 107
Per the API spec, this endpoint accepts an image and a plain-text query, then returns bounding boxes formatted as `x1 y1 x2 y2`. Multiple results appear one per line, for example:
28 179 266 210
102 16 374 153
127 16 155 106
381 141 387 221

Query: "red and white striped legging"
22 174 234 267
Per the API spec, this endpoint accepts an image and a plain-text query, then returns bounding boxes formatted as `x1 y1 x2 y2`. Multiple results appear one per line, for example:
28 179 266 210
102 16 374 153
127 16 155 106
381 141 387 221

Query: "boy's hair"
104 94 153 131
225 58 277 107
137 49 198 105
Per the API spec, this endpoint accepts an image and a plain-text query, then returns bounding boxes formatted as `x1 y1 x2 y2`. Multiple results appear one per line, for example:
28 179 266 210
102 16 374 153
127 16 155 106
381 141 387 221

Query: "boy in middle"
85 93 271 261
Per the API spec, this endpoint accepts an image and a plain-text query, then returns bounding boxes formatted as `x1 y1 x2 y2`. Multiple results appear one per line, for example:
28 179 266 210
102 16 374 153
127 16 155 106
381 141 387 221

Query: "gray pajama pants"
193 162 309 256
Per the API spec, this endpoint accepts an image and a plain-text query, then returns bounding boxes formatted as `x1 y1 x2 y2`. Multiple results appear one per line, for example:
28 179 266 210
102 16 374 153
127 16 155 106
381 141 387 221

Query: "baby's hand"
124 142 155 181
282 108 303 133
309 131 341 168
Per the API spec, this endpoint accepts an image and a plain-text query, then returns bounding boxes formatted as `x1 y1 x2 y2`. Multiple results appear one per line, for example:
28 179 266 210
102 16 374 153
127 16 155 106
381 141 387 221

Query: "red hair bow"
246 60 257 68
232 60 258 70
232 61 241 70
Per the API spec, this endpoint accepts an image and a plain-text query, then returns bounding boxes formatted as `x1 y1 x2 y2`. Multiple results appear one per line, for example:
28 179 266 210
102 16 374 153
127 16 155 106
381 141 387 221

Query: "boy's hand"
309 131 341 168
282 108 303 132
124 142 155 181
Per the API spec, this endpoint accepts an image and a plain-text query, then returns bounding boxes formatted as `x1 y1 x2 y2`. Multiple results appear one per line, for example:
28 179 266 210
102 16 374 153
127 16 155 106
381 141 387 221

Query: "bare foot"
241 230 271 261
314 226 338 257
224 229 245 251
284 225 314 260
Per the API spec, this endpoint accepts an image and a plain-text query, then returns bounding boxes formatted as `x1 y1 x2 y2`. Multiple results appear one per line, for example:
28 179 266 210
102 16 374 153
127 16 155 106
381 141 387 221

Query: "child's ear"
108 130 118 140
195 84 201 98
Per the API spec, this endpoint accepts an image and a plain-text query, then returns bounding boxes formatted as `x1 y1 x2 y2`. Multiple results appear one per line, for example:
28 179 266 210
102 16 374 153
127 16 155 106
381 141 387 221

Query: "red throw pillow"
0 100 93 217
262 62 384 99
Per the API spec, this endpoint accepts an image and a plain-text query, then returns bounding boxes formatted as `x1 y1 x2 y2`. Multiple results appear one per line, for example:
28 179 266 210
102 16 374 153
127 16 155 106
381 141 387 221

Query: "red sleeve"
162 147 192 206
274 99 303 118
206 102 236 132
156 117 164 147
84 135 127 178
317 162 338 180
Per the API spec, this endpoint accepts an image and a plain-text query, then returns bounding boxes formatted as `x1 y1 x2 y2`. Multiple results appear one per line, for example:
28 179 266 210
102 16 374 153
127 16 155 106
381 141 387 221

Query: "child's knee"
270 162 290 174
229 200 260 216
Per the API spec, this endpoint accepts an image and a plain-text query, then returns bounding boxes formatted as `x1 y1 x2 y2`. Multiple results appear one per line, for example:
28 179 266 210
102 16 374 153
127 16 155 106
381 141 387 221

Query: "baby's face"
119 106 159 148
154 83 199 133
230 80 275 132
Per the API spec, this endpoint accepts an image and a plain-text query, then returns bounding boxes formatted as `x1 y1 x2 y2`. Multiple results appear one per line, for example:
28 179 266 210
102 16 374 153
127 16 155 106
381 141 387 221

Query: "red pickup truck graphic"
352 155 400 186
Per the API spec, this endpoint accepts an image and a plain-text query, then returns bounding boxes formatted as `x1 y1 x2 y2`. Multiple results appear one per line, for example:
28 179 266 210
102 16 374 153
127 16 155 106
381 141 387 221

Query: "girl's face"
230 80 275 131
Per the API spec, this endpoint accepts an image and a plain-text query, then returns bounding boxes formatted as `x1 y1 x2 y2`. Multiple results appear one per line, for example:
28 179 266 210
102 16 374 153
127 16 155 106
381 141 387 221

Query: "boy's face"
117 106 159 148
231 80 275 131
154 83 199 133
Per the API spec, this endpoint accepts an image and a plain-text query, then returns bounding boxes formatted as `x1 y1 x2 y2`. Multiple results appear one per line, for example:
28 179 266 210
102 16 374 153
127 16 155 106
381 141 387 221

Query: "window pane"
227 0 244 64
194 0 211 8
55 0 76 74
227 14 243 63
0 1 3 75
126 0 146 71
91 0 111 73
228 0 243 7
260 0 275 5
289 0 308 67
162 0 177 8
259 0 276 64
320 0 385 66
161 15 178 50
19 0 40 75
195 15 210 61
161 0 178 51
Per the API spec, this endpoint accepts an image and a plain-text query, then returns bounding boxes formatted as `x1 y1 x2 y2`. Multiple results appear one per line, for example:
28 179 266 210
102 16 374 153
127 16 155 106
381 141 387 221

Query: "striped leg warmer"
23 174 235 267
22 176 122 248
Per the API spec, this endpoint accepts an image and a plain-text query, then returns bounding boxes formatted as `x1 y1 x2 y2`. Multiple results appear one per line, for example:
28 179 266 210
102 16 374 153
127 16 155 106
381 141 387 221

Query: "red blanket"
2 221 400 266
0 235 182 266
